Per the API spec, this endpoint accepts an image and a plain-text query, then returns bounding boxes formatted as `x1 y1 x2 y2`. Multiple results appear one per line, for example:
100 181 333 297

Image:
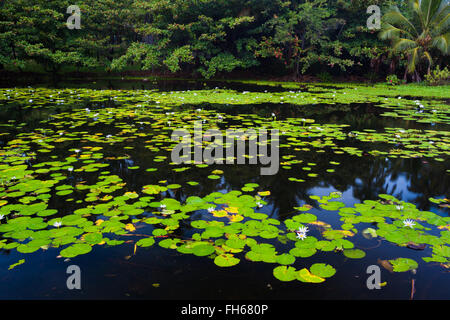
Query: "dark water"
0 78 448 299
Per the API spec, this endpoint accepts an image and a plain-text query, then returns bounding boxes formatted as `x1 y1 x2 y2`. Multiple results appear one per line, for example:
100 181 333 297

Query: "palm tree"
379 0 449 82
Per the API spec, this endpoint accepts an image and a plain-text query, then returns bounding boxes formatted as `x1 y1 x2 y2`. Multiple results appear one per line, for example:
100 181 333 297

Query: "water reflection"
0 79 448 299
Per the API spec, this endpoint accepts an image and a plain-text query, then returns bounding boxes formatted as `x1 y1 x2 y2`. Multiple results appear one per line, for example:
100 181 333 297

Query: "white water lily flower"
296 232 307 240
207 207 215 213
256 201 263 208
53 221 62 228
74 149 80 153
160 204 166 209
297 226 309 234
0 214 4 220
403 219 416 228
396 205 404 211
67 167 74 172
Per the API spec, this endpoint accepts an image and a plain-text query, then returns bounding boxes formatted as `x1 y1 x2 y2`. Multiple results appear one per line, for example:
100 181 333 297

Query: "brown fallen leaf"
378 258 394 273
406 242 426 250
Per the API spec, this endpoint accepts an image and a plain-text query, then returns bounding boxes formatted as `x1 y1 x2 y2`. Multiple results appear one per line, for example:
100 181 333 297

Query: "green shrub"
386 74 401 85
425 66 450 86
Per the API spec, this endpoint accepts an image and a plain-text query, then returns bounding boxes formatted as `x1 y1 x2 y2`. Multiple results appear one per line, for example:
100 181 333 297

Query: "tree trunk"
414 70 421 83
389 59 396 74
403 67 408 82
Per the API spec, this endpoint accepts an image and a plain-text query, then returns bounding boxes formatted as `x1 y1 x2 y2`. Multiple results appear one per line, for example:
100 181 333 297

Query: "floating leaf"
273 266 297 282
192 243 216 256
389 258 418 272
343 249 366 259
310 263 336 278
296 268 325 283
8 259 25 270
60 243 92 258
136 237 155 247
214 254 240 267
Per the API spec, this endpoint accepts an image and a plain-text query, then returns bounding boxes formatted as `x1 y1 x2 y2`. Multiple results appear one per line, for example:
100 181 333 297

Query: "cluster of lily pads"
0 82 448 285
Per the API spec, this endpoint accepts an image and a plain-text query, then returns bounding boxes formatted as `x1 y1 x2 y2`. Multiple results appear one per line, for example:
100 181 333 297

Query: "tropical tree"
379 0 450 82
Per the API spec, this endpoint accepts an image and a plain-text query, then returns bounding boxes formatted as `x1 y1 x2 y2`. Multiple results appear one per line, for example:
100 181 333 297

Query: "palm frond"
379 23 402 40
430 5 450 33
407 47 420 73
383 8 419 37
393 38 418 52
422 50 433 67
411 0 424 28
431 11 450 34
431 0 450 24
431 31 450 54
411 0 421 13
421 0 445 27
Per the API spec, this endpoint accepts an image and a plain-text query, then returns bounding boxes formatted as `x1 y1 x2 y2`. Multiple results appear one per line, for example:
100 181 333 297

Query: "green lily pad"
276 253 295 265
343 249 366 259
60 243 92 258
192 243 216 256
136 237 156 247
273 266 297 282
389 258 418 272
214 254 240 267
310 263 336 278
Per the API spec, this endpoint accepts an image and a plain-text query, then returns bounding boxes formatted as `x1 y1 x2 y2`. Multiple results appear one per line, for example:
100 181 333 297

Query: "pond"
0 78 449 299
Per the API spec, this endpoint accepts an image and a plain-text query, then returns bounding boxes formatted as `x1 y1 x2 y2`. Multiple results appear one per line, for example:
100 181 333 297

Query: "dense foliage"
0 0 448 80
